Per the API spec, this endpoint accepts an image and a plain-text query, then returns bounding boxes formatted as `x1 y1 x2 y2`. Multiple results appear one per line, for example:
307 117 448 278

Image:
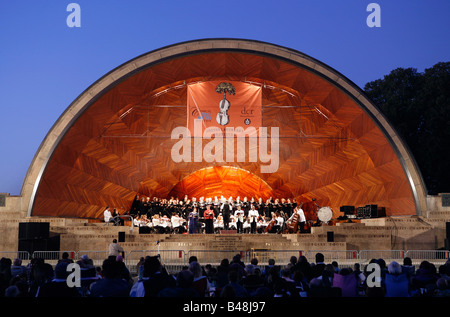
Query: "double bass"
283 202 303 233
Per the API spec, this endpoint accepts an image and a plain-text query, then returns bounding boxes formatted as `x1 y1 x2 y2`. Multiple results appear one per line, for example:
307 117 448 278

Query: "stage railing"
5 249 449 273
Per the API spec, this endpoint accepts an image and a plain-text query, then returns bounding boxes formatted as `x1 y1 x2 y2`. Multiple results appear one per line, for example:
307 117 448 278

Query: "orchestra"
126 195 308 234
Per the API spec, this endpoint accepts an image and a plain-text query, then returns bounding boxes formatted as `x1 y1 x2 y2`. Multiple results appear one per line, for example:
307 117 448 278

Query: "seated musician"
269 212 284 233
171 212 185 234
257 217 267 233
243 218 251 233
152 214 164 233
214 213 224 233
229 215 237 230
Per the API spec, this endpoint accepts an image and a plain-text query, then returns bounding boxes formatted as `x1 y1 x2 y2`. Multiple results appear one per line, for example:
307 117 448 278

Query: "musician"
220 199 232 230
204 204 215 234
248 205 259 234
295 204 307 233
269 211 284 233
198 197 206 218
214 213 224 233
264 199 272 220
234 205 245 233
257 217 268 233
188 207 199 234
285 203 305 233
213 196 220 216
130 194 141 217
152 214 163 233
228 215 237 230
171 212 185 234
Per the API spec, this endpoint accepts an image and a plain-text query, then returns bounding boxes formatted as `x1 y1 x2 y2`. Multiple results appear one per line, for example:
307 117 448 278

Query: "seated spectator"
11 258 27 278
411 260 439 296
158 270 200 297
308 277 341 297
384 261 410 297
189 261 210 297
434 278 450 297
242 265 265 295
226 270 248 297
131 256 175 297
332 267 358 297
89 257 131 297
36 262 80 297
401 257 415 280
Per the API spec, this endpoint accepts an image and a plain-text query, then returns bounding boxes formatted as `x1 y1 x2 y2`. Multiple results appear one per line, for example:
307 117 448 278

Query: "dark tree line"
364 62 450 195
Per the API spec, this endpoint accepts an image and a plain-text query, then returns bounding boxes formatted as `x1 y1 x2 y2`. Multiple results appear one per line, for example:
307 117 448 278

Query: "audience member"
1 250 449 299
158 270 201 297
189 261 210 297
384 261 410 297
131 256 175 297
89 257 131 297
36 261 80 297
226 270 248 297
11 258 27 277
332 267 358 297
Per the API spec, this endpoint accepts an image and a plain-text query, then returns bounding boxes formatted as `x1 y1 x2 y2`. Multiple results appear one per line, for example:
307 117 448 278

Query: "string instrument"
216 94 230 126
283 202 303 233
264 218 277 233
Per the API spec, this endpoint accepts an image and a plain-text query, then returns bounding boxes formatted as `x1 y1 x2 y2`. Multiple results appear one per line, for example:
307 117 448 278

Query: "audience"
0 252 449 298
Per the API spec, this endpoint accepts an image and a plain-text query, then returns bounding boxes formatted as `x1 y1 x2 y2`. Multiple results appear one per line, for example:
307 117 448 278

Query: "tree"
364 62 450 194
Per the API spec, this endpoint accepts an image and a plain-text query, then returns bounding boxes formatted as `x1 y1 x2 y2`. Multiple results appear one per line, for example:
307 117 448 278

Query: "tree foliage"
364 62 450 194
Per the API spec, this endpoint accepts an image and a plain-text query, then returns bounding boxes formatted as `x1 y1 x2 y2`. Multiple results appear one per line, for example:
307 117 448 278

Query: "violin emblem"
215 82 235 126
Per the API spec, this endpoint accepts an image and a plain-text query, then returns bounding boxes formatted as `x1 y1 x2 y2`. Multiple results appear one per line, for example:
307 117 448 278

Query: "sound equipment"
18 234 60 253
327 231 334 242
139 226 151 234
356 205 383 219
446 222 450 239
340 206 355 215
118 231 126 242
18 222 49 240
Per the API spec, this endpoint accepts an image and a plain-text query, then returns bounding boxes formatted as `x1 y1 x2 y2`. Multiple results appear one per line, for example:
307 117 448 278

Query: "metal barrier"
248 250 306 266
127 250 186 274
304 250 359 267
77 250 110 267
0 251 31 261
187 250 247 267
358 250 406 265
405 250 450 267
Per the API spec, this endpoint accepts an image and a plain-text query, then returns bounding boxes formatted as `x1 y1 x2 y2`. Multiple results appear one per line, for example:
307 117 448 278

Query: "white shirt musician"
248 206 259 234
104 207 113 223
289 204 306 233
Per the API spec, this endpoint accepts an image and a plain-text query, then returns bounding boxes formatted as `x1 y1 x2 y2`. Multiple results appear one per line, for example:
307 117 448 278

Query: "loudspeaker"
340 206 355 215
365 205 378 218
18 235 60 253
18 222 50 240
446 222 450 239
327 231 334 242
118 231 126 242
139 226 151 234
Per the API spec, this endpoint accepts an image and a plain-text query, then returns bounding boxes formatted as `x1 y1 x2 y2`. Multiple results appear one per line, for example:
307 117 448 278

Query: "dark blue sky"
0 0 449 195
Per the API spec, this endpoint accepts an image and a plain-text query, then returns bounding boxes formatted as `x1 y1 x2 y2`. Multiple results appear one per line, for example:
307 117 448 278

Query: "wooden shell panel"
32 52 416 219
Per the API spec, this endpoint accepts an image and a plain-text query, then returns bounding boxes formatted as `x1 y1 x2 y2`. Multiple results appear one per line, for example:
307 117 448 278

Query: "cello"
283 202 303 233
264 216 276 233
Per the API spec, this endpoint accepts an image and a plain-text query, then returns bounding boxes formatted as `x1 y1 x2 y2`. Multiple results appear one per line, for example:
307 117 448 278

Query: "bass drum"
317 206 333 223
